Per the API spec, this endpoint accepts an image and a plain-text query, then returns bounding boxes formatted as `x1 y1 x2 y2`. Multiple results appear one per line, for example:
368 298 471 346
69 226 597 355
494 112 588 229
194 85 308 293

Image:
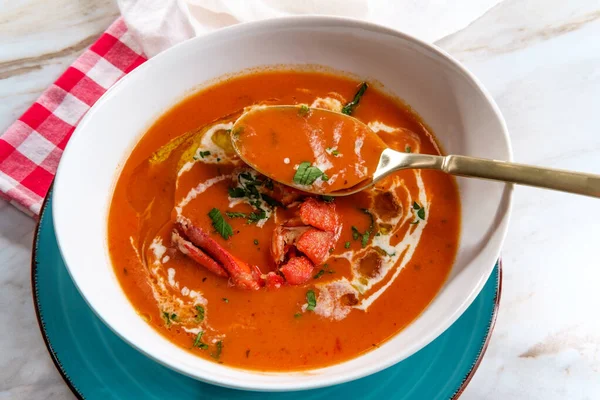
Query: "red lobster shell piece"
174 218 263 290
172 231 228 278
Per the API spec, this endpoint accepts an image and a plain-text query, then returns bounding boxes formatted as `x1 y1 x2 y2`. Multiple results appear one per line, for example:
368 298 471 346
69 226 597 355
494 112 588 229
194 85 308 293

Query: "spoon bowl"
232 105 600 198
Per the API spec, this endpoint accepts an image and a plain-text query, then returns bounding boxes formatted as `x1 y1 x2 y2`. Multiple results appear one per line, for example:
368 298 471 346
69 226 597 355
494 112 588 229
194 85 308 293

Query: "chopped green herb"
405 146 412 153
261 193 283 208
306 290 317 311
344 241 351 249
253 239 259 245
293 162 327 186
216 157 221 162
162 311 172 327
379 247 396 257
193 331 209 349
228 187 246 198
341 82 368 115
226 211 247 219
298 104 310 116
321 195 335 203
314 264 335 279
199 150 211 158
322 173 329 181
211 341 223 360
360 209 375 247
331 150 340 156
294 312 303 318
412 202 426 221
171 313 177 321
195 305 205 322
249 199 263 209
222 298 229 303
208 208 234 240
247 209 267 223
351 210 375 247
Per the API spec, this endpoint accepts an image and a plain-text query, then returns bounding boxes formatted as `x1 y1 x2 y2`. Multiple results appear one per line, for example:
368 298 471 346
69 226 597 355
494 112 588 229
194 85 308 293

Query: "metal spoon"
231 105 600 198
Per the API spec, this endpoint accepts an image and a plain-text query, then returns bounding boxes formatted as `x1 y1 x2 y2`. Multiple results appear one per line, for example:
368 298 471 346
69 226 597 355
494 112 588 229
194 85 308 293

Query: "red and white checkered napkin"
0 18 147 217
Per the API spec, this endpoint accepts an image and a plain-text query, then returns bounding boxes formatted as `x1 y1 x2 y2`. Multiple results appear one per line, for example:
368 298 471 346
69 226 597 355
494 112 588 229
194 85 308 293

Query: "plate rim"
31 189 502 399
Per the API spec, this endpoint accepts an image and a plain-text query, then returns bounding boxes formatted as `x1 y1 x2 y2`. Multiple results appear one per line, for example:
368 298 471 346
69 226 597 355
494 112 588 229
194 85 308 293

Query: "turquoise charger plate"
32 192 501 399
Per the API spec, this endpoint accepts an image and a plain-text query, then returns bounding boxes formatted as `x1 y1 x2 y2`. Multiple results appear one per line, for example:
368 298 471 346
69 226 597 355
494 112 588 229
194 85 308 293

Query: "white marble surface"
1 0 600 398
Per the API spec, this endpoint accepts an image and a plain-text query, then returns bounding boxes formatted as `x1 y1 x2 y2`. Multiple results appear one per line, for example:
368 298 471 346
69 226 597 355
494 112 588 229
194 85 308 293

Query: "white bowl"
53 16 512 391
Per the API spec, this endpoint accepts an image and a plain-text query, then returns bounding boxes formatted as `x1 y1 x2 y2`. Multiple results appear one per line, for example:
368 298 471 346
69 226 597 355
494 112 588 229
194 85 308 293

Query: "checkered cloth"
0 18 147 217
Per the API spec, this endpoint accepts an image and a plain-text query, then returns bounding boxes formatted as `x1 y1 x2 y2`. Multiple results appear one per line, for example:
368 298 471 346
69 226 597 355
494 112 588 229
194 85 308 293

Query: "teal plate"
32 192 501 399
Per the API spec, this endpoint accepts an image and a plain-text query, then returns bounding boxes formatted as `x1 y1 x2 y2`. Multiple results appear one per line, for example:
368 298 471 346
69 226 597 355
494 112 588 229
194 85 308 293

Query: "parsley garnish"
298 104 310 116
226 211 246 218
326 147 340 157
193 331 209 349
344 241 351 249
293 162 327 186
253 239 259 245
412 202 426 222
405 146 412 153
294 312 303 318
261 193 282 207
321 195 334 203
306 290 317 311
162 311 173 327
360 209 375 247
228 187 246 198
222 298 229 303
208 208 233 240
351 209 375 247
247 209 267 223
195 305 205 322
199 150 210 158
341 82 368 115
314 264 335 279
211 341 223 360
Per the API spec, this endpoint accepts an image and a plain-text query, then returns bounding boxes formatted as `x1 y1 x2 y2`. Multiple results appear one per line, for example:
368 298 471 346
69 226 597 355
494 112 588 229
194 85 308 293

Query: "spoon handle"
441 155 600 198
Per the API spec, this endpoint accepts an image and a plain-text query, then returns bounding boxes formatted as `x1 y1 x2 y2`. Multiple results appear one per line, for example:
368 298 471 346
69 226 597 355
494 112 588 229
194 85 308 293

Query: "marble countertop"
1 0 600 398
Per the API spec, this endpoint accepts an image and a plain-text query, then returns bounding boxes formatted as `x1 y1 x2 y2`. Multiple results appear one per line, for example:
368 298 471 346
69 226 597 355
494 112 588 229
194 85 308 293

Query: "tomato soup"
108 70 461 371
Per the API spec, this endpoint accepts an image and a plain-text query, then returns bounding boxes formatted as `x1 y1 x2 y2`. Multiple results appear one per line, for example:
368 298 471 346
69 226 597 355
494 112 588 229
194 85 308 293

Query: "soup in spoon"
231 105 387 194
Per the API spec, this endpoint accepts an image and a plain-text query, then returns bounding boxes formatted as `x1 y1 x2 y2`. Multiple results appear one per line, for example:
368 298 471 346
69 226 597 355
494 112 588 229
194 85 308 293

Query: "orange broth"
108 70 460 371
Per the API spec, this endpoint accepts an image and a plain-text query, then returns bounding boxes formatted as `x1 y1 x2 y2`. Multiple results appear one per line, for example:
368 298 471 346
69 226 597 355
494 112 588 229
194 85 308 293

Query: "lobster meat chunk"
174 217 263 290
264 271 285 289
270 198 341 285
299 198 339 232
270 226 309 264
296 229 336 265
280 256 315 285
172 198 341 290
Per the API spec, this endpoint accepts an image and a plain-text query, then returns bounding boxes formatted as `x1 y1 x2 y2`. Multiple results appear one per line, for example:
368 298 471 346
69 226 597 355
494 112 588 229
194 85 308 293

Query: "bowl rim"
52 15 513 391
